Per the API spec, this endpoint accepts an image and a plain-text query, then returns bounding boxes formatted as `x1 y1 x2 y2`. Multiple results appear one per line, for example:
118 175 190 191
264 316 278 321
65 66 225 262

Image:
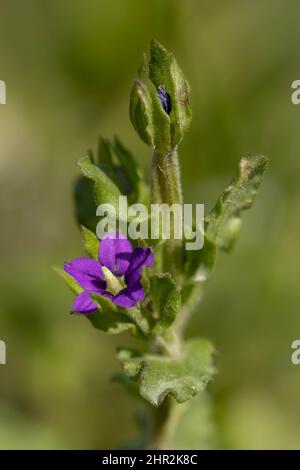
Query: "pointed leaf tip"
206 154 269 252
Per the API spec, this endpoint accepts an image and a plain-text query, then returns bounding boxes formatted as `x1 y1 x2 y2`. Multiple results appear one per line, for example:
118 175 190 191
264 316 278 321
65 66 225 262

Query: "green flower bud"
129 40 192 152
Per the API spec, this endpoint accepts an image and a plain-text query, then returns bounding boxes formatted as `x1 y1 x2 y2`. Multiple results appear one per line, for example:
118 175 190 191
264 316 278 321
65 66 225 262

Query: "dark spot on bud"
157 85 172 115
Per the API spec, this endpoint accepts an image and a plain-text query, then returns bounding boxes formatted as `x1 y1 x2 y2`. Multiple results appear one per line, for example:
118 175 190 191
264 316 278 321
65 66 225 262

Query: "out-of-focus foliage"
0 0 300 449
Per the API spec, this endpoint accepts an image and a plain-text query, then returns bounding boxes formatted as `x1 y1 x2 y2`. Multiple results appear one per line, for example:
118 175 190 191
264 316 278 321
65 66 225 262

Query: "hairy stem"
147 322 185 449
148 147 192 449
148 285 203 449
173 284 203 338
149 397 186 450
151 147 183 206
151 147 183 276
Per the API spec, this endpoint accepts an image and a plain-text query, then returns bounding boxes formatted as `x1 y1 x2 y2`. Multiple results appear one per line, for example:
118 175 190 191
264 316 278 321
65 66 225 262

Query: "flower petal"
125 247 154 286
113 282 145 308
98 232 133 276
72 291 97 314
64 258 105 293
101 290 115 302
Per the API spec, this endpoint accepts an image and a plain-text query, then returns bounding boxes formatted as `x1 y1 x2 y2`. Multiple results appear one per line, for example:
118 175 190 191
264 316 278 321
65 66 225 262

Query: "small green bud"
129 40 192 152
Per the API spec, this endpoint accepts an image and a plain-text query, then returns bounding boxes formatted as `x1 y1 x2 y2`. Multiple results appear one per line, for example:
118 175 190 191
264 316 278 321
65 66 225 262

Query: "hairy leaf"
73 176 98 232
97 137 116 180
206 155 269 252
52 266 83 295
117 339 215 406
130 77 171 152
86 309 137 336
113 136 150 205
150 273 181 333
149 40 192 147
78 154 121 211
87 294 137 335
81 226 99 259
184 233 217 283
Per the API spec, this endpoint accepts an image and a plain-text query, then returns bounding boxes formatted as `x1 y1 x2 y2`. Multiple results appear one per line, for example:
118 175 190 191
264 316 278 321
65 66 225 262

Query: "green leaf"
117 339 215 406
87 294 137 335
113 136 140 189
129 84 148 146
130 77 171 152
150 273 181 333
73 176 98 232
89 294 150 336
81 226 99 259
96 136 149 206
113 136 150 205
52 266 83 295
184 234 217 283
97 137 133 196
206 155 269 252
97 137 116 180
86 309 137 335
78 154 121 212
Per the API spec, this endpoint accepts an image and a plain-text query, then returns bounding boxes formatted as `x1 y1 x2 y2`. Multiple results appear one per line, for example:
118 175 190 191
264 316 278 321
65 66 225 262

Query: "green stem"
147 147 188 448
173 284 203 338
126 307 150 337
151 147 183 276
147 325 184 449
149 397 187 449
148 285 204 449
151 147 183 206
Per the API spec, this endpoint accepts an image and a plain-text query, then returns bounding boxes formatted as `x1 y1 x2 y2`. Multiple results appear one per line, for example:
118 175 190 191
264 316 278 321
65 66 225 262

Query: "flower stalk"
151 147 184 277
151 147 183 206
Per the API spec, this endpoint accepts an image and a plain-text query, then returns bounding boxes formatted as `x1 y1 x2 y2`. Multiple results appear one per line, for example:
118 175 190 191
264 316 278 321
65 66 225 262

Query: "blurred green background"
0 0 300 449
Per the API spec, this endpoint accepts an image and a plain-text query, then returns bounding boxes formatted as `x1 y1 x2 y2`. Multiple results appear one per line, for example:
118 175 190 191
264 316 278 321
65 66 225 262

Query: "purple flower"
64 233 154 314
157 85 172 115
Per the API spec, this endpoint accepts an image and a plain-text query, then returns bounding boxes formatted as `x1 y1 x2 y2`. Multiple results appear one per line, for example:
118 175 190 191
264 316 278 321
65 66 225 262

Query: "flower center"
102 266 124 295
